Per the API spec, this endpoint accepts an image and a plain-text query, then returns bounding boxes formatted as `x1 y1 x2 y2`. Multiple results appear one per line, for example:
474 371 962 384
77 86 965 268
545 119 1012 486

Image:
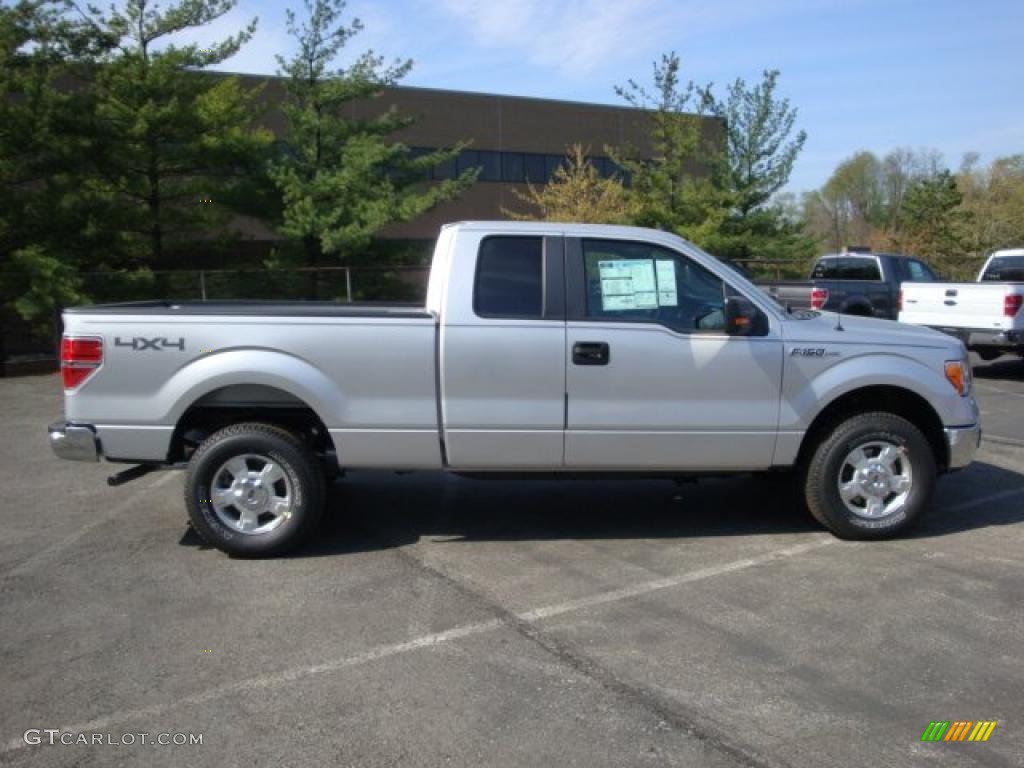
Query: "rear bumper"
929 326 1022 350
944 423 981 471
966 329 1022 350
48 421 100 462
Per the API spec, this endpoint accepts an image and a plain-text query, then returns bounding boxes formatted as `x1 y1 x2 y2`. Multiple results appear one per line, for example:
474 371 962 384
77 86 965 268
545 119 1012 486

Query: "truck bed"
65 300 433 319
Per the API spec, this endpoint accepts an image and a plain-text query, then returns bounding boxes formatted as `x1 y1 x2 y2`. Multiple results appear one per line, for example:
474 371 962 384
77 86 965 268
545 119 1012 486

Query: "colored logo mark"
921 721 997 742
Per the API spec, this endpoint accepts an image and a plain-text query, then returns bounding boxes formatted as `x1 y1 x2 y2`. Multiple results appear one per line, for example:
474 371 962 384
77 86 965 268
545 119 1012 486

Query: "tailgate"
899 283 1015 331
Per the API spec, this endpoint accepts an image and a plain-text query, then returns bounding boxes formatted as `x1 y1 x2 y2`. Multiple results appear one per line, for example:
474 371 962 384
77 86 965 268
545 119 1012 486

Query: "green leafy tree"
894 170 970 276
697 70 814 266
503 144 636 224
610 52 732 246
77 0 274 266
0 1 109 336
958 153 1024 256
269 0 475 283
706 69 806 218
802 151 885 251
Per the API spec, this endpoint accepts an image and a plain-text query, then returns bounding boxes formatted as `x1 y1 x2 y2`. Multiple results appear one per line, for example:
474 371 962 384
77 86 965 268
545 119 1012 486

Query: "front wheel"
185 422 325 557
804 412 936 539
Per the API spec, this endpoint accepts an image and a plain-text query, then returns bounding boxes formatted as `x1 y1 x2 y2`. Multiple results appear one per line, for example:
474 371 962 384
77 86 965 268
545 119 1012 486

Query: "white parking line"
1 536 835 754
2 471 178 580
519 538 835 621
4 485 1023 754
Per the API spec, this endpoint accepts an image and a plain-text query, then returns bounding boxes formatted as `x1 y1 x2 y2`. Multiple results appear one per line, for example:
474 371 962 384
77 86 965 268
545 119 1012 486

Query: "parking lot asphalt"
1 357 1022 768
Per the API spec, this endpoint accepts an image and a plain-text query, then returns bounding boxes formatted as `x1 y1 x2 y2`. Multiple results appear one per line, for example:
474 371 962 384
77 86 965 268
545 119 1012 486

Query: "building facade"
241 77 719 240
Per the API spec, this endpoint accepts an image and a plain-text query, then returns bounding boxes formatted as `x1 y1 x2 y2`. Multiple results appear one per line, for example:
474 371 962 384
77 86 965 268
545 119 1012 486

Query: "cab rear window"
473 236 544 318
811 258 881 281
981 256 1024 281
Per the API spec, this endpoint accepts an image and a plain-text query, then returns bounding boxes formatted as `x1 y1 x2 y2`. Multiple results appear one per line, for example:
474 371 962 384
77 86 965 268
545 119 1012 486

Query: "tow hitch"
107 464 159 487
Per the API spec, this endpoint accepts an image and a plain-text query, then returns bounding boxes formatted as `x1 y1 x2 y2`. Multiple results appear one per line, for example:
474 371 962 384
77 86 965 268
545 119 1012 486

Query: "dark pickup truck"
757 251 939 319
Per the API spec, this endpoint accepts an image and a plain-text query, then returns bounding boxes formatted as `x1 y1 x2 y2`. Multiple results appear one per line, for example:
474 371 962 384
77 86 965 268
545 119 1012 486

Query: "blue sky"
193 0 1024 194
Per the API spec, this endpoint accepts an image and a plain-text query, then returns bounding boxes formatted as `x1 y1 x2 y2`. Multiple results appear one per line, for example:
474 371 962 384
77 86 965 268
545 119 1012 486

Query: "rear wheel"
804 412 936 539
185 422 325 557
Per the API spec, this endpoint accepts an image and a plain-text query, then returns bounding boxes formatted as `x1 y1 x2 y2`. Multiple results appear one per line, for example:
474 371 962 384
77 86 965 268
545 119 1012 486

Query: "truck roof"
818 252 916 261
444 220 681 241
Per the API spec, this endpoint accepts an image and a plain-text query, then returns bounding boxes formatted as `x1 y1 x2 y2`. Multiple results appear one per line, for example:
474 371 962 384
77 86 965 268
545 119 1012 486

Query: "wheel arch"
158 349 344 463
795 385 948 473
167 383 335 464
838 296 874 316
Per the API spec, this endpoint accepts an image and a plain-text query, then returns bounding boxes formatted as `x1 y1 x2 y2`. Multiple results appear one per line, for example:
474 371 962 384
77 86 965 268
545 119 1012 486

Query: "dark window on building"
524 153 546 183
474 237 544 319
414 147 637 185
604 158 631 186
477 150 501 181
545 154 566 180
456 149 480 176
502 152 525 182
431 154 456 181
406 147 433 180
811 257 881 281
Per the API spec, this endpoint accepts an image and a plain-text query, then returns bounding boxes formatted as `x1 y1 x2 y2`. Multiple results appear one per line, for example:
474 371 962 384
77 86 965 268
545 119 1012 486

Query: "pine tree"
269 0 476 280
79 0 273 266
609 52 733 247
0 1 107 337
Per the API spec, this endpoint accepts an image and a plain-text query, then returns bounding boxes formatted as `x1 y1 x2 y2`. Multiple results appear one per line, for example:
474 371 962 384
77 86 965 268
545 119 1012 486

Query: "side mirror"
724 295 766 336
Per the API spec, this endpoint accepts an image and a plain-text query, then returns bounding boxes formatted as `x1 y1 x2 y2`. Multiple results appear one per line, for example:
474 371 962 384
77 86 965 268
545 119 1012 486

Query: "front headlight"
944 359 972 397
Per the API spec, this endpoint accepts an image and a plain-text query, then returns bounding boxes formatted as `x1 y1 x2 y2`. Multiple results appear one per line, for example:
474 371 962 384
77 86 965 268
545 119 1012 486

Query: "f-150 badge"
789 347 839 357
114 337 185 351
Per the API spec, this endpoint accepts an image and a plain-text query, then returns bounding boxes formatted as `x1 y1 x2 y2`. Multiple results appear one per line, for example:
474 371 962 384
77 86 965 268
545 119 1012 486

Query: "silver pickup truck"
49 222 981 556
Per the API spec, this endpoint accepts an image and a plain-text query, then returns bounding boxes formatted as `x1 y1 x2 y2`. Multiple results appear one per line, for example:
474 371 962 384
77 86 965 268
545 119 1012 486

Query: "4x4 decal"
114 337 185 351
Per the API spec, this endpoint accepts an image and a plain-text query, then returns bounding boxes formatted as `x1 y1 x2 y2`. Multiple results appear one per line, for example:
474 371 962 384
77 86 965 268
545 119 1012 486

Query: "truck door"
563 237 783 470
440 234 567 469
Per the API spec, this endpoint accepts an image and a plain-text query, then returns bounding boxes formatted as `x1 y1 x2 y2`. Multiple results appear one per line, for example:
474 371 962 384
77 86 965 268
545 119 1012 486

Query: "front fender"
780 351 975 433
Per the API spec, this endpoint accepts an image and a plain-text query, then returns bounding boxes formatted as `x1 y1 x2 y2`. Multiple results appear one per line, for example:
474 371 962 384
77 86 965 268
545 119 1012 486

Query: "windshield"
981 256 1024 281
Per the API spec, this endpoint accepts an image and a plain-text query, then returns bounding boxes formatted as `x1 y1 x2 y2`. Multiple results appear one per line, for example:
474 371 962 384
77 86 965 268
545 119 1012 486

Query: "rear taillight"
810 288 829 310
897 289 903 313
1005 294 1023 317
61 336 103 390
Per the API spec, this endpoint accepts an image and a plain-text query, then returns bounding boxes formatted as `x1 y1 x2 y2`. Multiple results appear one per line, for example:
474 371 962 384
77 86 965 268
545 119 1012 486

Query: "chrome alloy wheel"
837 440 913 520
209 454 294 535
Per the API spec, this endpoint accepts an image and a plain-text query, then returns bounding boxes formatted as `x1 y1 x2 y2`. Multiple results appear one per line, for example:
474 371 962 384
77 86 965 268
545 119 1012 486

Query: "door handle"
573 341 610 366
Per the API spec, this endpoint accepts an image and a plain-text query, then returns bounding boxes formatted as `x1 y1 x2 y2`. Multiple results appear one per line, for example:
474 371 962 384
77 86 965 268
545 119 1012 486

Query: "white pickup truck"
899 248 1024 360
49 222 980 557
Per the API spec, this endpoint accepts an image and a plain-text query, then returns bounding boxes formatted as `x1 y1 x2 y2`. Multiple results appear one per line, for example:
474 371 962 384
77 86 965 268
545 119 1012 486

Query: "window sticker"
655 259 678 306
598 259 658 311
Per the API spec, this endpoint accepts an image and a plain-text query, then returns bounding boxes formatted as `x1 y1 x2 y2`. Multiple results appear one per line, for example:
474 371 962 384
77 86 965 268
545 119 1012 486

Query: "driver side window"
582 239 726 333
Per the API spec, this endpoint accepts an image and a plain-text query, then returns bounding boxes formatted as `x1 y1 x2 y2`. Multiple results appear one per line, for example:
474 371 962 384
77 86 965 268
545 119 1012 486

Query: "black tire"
804 412 936 540
184 422 325 557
